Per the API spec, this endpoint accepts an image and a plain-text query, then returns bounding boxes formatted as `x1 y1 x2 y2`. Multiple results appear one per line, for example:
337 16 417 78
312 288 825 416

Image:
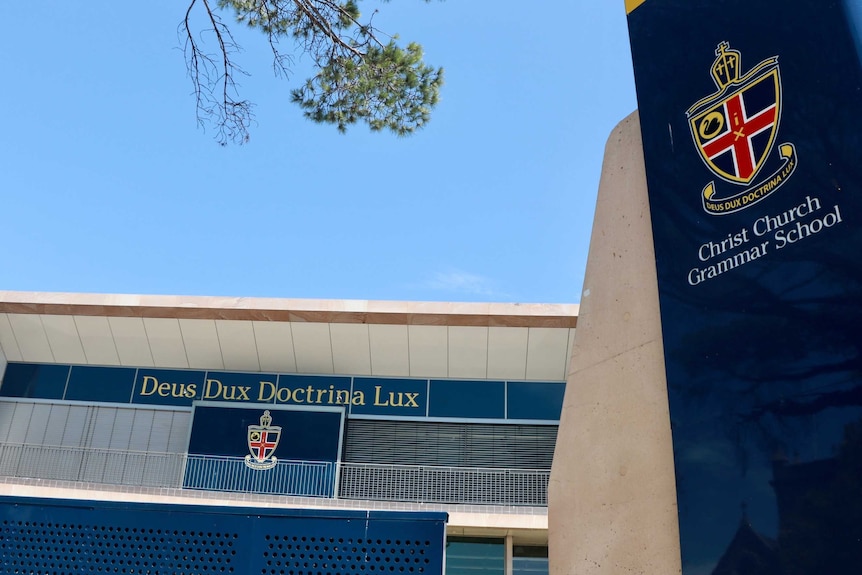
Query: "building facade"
0 292 577 575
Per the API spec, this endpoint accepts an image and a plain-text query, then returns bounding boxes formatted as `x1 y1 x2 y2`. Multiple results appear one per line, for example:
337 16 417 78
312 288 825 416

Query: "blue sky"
0 2 637 303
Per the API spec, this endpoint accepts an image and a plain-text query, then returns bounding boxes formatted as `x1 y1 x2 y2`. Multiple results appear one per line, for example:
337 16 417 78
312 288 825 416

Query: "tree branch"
182 0 254 144
182 0 442 143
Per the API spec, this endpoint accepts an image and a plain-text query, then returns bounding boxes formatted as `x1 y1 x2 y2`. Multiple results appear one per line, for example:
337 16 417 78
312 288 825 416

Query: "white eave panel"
291 323 334 374
108 317 155 367
448 326 488 379
408 325 447 378
0 314 23 362
40 315 86 364
74 316 121 366
7 314 53 363
330 323 371 376
369 324 409 377
179 319 224 370
216 320 260 372
525 327 570 381
143 318 189 369
253 321 297 373
487 326 529 380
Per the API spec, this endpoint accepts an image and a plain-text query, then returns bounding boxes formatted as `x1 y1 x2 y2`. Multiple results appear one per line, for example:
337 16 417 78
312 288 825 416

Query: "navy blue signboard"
628 0 862 572
1 362 565 422
184 403 344 497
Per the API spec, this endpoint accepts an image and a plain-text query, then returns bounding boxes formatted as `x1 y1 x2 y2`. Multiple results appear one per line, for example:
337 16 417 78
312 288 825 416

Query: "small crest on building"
244 410 281 470
687 43 797 215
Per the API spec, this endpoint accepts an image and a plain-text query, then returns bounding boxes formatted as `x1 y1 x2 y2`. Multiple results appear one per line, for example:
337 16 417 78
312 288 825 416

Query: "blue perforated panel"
0 496 446 575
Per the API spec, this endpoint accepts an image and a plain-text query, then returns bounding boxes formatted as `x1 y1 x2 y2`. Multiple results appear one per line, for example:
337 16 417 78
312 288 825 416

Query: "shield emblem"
688 66 781 184
244 410 281 469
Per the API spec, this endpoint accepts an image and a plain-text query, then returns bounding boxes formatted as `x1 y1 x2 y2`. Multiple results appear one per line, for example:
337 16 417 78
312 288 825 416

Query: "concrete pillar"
505 534 514 575
0 337 6 383
548 112 681 574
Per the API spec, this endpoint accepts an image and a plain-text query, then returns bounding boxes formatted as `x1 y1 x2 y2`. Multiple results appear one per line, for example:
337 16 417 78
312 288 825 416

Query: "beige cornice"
0 291 578 328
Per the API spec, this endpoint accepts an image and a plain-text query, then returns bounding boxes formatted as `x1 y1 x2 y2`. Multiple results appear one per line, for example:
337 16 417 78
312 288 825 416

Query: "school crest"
244 410 281 470
687 43 797 215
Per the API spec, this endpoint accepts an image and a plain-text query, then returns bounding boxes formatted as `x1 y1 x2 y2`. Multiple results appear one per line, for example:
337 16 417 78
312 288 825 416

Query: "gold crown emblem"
259 410 272 428
711 42 741 89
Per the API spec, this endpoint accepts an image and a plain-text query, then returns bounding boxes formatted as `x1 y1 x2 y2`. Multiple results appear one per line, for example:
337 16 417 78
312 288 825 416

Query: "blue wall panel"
0 496 447 575
65 366 136 403
428 380 504 419
506 383 566 421
0 363 69 399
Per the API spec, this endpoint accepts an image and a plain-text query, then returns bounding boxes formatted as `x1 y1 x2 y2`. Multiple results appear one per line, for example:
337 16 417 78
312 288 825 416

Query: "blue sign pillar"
627 1 862 572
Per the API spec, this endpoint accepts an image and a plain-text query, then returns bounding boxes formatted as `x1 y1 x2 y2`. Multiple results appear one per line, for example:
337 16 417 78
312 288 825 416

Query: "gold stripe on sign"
626 0 647 14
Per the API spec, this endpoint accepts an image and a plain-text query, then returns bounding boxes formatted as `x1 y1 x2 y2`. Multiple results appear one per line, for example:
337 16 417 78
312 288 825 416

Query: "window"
446 537 504 575
513 546 549 575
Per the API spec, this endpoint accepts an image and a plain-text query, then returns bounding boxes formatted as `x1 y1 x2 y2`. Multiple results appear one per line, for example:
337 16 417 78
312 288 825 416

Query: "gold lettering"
258 381 276 402
184 384 197 399
373 385 389 406
276 387 292 402
404 392 419 408
140 376 159 396
336 389 350 404
351 390 365 405
203 379 222 400
315 388 326 403
218 385 251 401
157 382 171 397
294 388 305 403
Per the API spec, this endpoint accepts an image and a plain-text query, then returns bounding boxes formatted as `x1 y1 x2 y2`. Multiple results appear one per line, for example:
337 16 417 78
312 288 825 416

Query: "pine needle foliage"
181 0 443 144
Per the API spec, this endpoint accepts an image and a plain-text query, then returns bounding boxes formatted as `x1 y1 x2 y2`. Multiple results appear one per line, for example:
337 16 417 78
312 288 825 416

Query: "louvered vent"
343 420 557 470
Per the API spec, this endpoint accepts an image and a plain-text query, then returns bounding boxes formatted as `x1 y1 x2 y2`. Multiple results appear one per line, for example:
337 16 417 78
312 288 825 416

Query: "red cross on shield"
689 66 781 185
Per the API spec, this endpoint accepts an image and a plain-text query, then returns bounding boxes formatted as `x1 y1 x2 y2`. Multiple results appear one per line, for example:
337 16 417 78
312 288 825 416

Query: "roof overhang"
0 292 578 381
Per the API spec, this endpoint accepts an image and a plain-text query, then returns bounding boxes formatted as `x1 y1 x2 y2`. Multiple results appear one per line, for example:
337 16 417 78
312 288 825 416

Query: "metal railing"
0 443 186 487
0 443 549 506
183 454 335 497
